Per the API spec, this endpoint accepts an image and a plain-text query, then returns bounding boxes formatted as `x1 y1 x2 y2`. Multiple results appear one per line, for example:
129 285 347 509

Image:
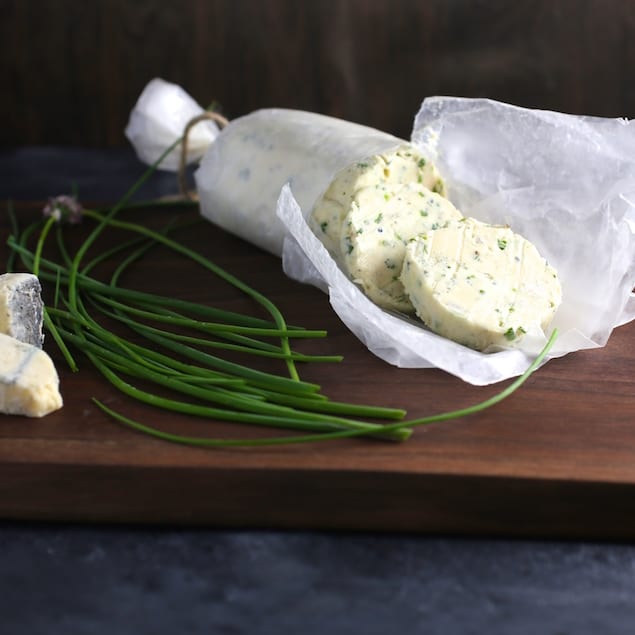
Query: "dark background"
3 0 635 147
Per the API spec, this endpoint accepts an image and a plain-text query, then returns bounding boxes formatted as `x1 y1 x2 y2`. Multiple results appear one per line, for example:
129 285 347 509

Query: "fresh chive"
93 301 342 363
78 208 303 381
86 352 411 441
93 329 557 447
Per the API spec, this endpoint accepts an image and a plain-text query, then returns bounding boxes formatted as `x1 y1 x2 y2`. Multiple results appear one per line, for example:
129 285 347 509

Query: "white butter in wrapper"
195 108 402 257
126 80 635 384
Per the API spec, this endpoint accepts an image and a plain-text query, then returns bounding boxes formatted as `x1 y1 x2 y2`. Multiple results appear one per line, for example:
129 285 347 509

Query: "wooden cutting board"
1 203 633 539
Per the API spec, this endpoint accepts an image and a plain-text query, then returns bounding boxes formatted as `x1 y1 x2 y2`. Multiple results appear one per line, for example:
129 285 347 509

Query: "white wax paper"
125 78 219 170
277 98 635 384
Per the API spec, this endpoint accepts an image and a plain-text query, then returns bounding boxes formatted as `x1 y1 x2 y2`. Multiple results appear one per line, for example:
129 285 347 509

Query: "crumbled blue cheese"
0 273 44 347
0 332 63 417
340 182 463 312
309 143 446 262
400 218 562 350
0 273 62 416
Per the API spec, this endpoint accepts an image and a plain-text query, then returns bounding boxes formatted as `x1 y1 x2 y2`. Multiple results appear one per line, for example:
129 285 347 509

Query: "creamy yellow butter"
340 182 463 313
400 218 562 350
309 143 446 262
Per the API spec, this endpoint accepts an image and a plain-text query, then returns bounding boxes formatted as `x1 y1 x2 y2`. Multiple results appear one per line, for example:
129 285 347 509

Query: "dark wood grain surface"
1 203 633 538
4 0 635 146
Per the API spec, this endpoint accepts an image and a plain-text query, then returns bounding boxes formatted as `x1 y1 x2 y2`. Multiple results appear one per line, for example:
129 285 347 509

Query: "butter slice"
309 143 446 261
341 182 463 313
400 218 562 350
0 332 63 417
0 273 44 347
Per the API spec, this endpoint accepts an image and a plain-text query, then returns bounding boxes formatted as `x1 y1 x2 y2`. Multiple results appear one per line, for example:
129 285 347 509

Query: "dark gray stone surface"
2 148 635 634
2 523 635 635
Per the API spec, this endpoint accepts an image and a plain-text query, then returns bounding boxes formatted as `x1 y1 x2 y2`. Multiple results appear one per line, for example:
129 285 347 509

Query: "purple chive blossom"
43 195 83 224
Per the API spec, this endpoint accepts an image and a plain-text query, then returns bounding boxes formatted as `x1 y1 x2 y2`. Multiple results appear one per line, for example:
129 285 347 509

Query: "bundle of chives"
94 329 557 448
8 201 413 443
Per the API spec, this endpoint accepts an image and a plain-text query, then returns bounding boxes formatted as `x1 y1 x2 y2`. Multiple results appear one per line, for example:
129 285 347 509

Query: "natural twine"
178 110 229 200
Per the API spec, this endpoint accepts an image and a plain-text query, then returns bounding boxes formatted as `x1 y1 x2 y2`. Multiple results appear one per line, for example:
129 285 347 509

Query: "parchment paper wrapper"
125 80 635 385
125 78 220 170
194 108 402 257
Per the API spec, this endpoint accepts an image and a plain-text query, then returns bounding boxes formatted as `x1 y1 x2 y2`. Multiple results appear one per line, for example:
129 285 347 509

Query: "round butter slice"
400 218 562 350
340 182 463 313
309 143 446 262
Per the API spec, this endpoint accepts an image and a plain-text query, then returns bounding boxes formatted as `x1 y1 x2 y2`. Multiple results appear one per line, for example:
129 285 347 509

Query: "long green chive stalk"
69 203 303 380
105 235 332 359
92 329 557 447
45 307 409 441
80 208 309 381
5 132 556 447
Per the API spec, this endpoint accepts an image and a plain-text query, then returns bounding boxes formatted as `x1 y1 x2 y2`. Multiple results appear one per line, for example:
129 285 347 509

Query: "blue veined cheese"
340 182 463 313
400 218 562 350
0 273 44 347
0 332 63 417
309 143 446 262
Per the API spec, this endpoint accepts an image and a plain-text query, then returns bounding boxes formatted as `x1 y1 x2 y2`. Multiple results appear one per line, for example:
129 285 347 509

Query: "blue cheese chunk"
0 332 63 417
400 218 562 350
340 182 463 313
309 143 446 262
0 273 44 347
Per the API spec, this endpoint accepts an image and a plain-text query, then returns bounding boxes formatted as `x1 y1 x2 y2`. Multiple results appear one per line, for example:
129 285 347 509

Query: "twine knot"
178 110 229 200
